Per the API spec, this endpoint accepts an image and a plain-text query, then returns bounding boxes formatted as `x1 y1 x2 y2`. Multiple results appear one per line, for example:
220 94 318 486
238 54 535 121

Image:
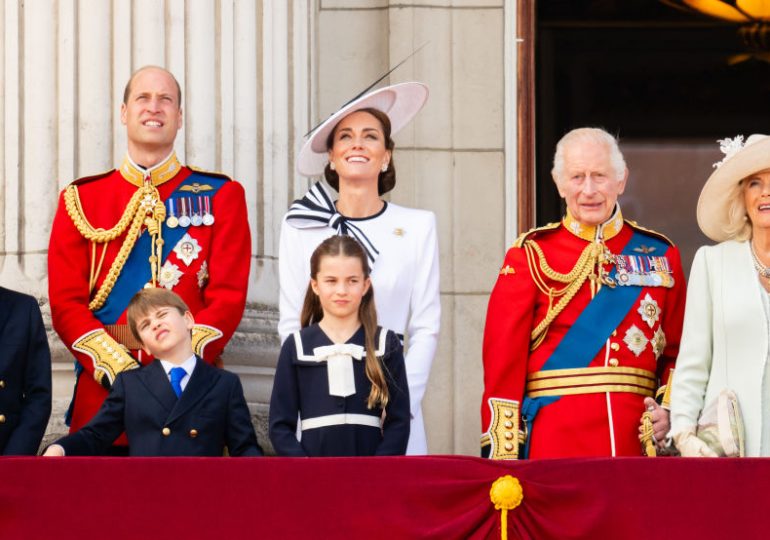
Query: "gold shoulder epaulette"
624 220 675 247
188 165 232 181
192 324 223 357
70 169 115 187
512 221 560 248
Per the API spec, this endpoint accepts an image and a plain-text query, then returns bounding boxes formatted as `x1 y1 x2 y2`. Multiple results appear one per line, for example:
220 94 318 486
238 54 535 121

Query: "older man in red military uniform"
49 66 250 449
481 127 685 459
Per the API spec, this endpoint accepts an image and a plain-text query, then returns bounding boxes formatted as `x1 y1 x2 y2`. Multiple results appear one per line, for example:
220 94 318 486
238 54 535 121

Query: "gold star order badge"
637 293 661 328
159 261 183 290
651 328 667 359
173 233 202 266
623 324 649 357
197 261 210 289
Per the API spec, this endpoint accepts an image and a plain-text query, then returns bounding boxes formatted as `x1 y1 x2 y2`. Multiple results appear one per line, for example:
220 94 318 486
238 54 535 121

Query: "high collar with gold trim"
562 205 624 242
119 152 182 187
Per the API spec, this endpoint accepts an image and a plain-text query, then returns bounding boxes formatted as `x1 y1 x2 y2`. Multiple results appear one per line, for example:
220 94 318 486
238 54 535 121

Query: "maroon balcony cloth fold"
0 456 765 539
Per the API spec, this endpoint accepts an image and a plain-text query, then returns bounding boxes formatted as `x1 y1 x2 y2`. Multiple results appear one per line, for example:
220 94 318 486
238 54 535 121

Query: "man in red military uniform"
481 127 685 459
49 66 251 449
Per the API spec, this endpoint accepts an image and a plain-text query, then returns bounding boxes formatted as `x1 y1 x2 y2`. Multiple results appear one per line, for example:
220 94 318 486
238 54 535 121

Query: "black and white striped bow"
286 182 380 265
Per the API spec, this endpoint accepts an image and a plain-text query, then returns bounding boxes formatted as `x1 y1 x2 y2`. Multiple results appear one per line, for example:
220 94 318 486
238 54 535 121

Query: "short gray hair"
551 127 626 185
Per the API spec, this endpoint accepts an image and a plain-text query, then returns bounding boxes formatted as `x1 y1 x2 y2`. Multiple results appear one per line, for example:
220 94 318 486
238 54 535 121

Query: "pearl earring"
329 162 336 171
381 163 389 172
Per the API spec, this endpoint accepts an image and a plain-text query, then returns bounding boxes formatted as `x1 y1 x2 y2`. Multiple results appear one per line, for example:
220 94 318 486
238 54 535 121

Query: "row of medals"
611 253 674 288
165 195 215 229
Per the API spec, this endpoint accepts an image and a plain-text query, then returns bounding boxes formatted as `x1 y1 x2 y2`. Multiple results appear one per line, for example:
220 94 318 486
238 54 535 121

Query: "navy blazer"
270 325 410 457
56 358 262 456
0 287 52 455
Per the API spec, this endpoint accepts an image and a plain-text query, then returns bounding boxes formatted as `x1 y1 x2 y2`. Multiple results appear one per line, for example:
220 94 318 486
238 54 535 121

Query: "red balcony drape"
1 455 765 539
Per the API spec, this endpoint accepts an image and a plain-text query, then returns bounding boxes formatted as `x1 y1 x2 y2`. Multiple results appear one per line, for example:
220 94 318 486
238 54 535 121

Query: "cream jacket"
669 240 769 456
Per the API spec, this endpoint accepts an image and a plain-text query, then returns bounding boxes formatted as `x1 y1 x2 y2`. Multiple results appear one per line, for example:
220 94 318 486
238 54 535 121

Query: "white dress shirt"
160 355 197 393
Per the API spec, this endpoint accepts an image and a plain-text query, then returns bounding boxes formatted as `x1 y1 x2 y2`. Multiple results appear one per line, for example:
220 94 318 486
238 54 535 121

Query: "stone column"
0 1 315 448
316 0 516 455
1 0 518 455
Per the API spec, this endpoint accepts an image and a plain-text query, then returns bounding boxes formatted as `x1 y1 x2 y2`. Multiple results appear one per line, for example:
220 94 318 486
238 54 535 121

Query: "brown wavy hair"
323 107 396 196
300 235 389 409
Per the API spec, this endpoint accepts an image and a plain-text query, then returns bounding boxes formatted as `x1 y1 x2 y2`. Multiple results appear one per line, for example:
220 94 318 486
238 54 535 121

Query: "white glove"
673 428 719 457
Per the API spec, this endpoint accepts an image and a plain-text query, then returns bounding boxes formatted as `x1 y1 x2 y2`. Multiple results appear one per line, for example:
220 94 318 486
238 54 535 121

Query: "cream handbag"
696 389 745 457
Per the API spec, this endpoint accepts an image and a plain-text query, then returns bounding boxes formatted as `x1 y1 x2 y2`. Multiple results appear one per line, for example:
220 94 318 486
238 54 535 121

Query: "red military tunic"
481 208 685 459
49 153 251 438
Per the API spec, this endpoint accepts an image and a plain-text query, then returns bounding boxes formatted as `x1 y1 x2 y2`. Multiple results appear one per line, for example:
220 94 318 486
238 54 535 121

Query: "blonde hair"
127 288 190 342
301 236 390 409
722 179 752 241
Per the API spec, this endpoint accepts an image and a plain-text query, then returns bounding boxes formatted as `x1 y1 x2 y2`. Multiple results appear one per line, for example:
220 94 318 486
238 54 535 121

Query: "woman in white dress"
278 82 440 455
670 134 770 457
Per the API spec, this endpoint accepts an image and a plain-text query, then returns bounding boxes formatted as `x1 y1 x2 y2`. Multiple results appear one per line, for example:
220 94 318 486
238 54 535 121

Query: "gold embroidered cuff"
192 324 223 357
485 398 521 460
73 329 140 388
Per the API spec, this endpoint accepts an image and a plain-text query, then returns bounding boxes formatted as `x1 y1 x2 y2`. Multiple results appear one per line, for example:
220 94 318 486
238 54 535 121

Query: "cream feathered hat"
697 134 770 242
296 81 429 177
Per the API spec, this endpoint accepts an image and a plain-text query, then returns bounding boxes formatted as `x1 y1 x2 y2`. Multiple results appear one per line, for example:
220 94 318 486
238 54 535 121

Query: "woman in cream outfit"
278 82 440 455
670 134 770 457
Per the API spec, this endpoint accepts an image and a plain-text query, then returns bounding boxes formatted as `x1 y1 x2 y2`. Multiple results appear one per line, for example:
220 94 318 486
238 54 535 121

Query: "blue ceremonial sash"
520 230 669 457
92 173 226 324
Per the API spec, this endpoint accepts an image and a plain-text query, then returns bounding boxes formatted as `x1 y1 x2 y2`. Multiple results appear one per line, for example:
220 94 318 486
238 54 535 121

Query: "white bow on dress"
311 343 365 397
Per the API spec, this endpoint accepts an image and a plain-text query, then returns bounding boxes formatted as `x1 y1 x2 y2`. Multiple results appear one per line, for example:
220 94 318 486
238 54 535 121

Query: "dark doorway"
534 1 770 271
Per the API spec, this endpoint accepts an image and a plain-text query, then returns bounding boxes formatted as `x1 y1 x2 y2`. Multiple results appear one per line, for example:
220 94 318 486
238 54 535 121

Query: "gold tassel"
640 411 657 457
490 475 523 540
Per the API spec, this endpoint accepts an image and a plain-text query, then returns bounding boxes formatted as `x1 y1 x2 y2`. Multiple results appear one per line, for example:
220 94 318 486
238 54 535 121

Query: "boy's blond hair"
127 288 190 342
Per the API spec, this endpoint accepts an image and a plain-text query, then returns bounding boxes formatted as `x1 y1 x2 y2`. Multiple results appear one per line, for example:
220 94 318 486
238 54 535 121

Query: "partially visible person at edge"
278 82 440 455
0 287 52 455
670 134 770 457
48 66 251 453
481 127 686 459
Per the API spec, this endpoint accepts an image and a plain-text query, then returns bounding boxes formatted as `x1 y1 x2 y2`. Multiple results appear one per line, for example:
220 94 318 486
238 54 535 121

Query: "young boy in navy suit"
44 288 262 457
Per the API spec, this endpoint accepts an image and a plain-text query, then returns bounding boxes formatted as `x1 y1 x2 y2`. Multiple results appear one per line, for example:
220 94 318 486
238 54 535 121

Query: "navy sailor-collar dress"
269 324 410 457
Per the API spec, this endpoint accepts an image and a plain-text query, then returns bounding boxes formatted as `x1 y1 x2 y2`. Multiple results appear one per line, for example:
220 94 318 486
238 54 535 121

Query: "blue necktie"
169 367 186 398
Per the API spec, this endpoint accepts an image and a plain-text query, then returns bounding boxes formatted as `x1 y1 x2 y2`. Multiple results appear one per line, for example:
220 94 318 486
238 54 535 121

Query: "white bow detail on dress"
311 343 365 397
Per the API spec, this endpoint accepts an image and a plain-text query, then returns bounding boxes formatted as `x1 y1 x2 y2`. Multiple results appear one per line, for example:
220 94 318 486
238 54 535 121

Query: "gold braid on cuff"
72 329 140 387
484 398 522 460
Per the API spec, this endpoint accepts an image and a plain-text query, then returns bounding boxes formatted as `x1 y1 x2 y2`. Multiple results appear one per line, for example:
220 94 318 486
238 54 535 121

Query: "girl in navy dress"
269 236 410 456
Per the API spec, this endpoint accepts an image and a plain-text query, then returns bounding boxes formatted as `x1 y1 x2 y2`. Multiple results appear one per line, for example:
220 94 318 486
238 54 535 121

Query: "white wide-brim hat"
297 81 429 177
697 133 770 242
